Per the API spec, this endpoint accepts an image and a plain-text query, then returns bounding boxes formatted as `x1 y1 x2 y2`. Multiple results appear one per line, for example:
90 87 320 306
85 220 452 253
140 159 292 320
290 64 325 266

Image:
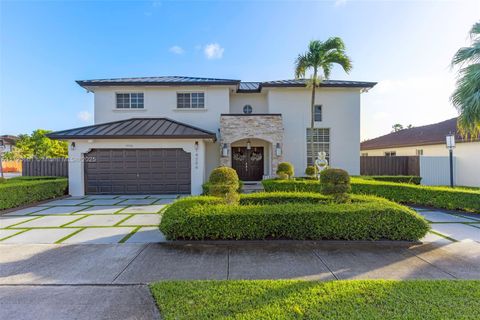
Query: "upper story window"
243 104 253 114
177 92 205 109
416 149 424 156
314 105 322 122
116 93 144 109
385 151 396 157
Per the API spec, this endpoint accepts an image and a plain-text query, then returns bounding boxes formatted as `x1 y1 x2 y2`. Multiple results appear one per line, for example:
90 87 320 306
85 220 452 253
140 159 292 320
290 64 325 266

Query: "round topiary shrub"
207 167 240 204
209 166 239 185
320 168 351 202
305 166 316 177
276 162 294 178
277 172 289 180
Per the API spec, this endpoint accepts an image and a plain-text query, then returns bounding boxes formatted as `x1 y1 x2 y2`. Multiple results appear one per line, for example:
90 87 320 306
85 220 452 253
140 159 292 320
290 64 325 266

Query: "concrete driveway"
1 201 480 320
0 195 179 244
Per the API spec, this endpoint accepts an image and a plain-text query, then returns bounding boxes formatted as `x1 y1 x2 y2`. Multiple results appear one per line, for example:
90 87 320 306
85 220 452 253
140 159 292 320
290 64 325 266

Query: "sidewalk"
1 240 480 320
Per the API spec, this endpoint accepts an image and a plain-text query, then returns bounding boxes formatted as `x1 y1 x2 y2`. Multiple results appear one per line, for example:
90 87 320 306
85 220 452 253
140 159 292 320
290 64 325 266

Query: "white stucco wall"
67 139 207 196
361 142 480 187
229 93 268 114
267 87 362 175
86 85 364 183
92 85 231 178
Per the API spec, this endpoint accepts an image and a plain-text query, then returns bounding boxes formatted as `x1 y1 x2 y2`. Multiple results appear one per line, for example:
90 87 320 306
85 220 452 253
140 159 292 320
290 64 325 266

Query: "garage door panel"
84 148 191 195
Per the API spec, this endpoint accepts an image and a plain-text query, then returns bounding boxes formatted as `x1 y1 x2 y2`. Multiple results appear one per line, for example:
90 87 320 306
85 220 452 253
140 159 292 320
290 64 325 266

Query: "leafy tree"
392 124 404 132
451 21 480 137
295 38 352 165
392 124 413 132
3 129 68 160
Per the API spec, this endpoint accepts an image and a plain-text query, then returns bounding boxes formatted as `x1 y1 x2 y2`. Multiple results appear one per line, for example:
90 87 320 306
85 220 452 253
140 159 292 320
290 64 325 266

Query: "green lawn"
150 280 480 320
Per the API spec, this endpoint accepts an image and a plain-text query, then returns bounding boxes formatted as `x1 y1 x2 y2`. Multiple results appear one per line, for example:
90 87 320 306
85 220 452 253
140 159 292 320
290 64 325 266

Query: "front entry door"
231 147 264 181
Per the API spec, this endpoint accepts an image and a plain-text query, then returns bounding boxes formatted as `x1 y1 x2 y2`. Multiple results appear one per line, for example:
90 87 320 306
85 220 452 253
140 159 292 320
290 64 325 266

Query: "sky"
0 0 479 140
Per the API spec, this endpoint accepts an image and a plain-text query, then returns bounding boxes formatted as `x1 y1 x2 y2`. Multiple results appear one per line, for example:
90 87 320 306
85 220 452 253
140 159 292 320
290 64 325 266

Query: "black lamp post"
446 133 455 188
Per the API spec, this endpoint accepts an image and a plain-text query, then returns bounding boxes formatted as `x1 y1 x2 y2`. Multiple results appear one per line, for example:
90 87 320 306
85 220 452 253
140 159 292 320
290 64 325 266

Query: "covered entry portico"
219 114 284 180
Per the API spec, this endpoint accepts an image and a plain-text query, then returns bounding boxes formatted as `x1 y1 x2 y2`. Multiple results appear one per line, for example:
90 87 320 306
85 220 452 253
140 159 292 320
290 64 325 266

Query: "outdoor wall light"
275 143 282 156
222 143 229 157
70 142 76 151
194 141 199 151
246 139 251 150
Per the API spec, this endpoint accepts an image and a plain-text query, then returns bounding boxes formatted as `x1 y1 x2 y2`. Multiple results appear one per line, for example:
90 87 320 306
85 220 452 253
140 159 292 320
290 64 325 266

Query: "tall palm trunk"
310 68 317 167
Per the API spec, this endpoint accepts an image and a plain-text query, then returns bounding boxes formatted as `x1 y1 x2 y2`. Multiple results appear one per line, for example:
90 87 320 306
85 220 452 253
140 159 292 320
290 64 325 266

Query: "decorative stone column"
219 114 284 176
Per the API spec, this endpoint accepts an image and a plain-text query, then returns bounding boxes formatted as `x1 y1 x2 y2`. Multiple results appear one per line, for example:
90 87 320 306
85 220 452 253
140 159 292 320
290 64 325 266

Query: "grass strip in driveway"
150 280 480 320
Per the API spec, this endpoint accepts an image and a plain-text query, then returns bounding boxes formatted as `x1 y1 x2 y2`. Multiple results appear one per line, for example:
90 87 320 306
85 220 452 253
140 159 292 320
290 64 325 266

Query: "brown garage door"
84 148 191 194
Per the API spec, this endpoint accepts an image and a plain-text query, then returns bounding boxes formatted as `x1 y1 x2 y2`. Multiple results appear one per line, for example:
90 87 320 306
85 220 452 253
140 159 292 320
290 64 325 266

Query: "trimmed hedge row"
0 178 68 210
361 175 422 185
159 193 429 241
262 178 480 213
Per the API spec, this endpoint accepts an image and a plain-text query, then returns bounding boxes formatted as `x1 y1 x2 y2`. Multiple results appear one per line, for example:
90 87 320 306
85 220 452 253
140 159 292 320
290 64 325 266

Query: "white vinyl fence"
419 156 456 186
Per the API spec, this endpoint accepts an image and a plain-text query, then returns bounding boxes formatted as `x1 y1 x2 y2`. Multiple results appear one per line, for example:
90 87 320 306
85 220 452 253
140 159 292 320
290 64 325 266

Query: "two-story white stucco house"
49 76 376 196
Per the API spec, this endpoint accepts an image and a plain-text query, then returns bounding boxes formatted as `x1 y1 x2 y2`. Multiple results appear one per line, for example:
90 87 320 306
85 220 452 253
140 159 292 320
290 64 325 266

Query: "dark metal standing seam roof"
77 76 241 88
47 118 217 141
236 79 377 93
261 79 377 88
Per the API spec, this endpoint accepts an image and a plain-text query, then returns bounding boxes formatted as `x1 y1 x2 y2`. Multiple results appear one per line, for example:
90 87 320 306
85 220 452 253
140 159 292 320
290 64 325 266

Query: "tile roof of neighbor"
76 76 376 91
360 117 478 150
47 118 217 141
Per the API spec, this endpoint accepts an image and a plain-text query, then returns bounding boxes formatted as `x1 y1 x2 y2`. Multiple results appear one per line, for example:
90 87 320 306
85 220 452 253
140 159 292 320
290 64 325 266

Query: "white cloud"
334 0 347 7
169 45 185 55
204 43 224 60
77 111 92 122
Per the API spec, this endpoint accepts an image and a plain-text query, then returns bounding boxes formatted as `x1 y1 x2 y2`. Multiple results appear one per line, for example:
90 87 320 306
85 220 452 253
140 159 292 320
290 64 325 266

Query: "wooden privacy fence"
22 158 68 177
360 156 420 176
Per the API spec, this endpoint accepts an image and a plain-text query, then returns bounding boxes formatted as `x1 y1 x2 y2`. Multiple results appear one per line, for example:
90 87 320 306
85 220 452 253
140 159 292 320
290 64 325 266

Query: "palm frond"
294 54 310 79
469 21 480 38
322 37 346 52
324 51 353 75
451 63 480 137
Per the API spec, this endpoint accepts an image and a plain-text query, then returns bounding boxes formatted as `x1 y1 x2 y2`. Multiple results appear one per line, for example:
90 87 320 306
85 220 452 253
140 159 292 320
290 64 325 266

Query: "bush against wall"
0 177 68 210
262 178 480 213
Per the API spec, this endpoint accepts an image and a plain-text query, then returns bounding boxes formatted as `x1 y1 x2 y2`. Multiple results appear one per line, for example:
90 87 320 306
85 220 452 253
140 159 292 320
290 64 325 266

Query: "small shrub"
0 177 5 184
277 172 290 180
208 167 239 185
320 168 351 203
202 180 243 194
160 193 429 241
305 166 316 177
206 167 240 204
276 162 294 178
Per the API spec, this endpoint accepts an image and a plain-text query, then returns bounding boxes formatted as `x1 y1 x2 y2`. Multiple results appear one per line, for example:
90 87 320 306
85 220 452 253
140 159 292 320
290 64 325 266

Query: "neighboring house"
361 118 480 187
0 135 18 152
49 76 375 195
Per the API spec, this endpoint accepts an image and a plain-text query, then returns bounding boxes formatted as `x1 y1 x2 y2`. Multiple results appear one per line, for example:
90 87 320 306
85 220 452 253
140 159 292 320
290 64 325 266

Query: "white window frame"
306 128 330 166
115 92 144 109
176 91 206 109
416 149 424 156
385 151 396 157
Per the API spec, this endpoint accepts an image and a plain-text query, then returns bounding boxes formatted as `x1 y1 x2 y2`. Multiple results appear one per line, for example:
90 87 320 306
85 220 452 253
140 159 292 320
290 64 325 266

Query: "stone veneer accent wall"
219 114 284 176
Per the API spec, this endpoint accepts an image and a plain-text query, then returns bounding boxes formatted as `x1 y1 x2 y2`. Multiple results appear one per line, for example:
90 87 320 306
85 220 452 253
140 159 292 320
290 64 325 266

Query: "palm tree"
451 21 480 137
295 38 352 166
